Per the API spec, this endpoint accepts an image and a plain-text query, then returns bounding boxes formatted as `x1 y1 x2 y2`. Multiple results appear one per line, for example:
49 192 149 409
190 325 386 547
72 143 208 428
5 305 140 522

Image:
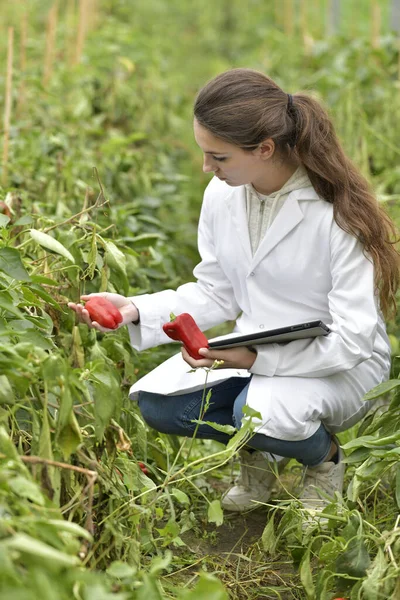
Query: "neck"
251 160 300 196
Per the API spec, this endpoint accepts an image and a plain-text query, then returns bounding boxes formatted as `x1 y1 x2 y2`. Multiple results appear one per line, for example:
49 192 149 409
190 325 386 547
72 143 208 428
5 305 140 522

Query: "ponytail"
292 94 399 319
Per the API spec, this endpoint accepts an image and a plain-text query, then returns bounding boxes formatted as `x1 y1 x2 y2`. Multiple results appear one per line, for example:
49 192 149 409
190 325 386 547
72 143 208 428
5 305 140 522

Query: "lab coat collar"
224 185 320 268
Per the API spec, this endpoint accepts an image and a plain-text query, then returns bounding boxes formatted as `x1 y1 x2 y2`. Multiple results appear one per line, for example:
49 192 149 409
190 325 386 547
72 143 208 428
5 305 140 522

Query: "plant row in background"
0 0 400 598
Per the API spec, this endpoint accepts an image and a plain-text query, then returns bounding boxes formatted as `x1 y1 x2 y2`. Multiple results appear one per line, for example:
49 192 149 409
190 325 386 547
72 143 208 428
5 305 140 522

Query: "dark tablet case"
207 320 331 350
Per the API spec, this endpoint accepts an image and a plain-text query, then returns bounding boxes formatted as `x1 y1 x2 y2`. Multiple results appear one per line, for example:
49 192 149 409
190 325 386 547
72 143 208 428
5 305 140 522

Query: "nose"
202 155 216 174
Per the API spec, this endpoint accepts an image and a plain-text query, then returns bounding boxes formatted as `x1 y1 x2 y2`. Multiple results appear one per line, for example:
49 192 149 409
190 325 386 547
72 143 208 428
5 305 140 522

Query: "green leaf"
56 384 82 458
318 540 340 564
0 375 15 405
241 405 263 421
342 432 400 450
8 475 45 506
90 371 121 440
46 519 93 542
299 547 315 600
136 574 164 600
0 248 31 281
30 274 59 286
57 383 73 432
149 550 173 576
0 292 22 317
396 465 400 510
71 325 85 368
106 560 136 579
28 283 62 310
39 405 53 462
170 488 190 504
336 536 371 578
342 447 370 464
363 379 400 401
191 419 236 435
360 548 387 600
0 214 10 227
207 499 224 527
13 215 33 226
29 229 75 263
178 573 229 600
4 534 80 568
261 515 276 555
82 228 98 280
0 426 22 461
57 411 82 458
104 240 126 275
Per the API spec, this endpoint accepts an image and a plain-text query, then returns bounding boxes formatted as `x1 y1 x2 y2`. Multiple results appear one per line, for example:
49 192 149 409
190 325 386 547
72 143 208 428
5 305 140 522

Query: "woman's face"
193 119 274 188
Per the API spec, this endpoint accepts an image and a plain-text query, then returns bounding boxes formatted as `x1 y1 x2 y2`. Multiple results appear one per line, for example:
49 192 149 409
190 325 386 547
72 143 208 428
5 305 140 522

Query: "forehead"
193 119 235 154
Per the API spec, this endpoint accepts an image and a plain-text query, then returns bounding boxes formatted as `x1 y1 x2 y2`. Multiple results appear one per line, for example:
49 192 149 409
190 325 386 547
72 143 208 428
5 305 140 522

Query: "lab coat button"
250 272 255 277
259 324 264 329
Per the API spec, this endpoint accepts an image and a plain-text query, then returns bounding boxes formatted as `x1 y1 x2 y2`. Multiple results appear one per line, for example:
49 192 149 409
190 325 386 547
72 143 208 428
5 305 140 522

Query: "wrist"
126 301 140 324
246 348 257 369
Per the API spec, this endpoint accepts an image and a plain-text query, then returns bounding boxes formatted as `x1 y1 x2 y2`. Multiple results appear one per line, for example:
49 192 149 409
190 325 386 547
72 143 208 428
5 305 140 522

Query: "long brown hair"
194 68 399 319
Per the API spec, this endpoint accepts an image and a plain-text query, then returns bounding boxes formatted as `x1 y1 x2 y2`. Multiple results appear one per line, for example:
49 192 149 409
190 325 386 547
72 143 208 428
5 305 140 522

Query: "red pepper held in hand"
162 313 208 360
84 297 123 330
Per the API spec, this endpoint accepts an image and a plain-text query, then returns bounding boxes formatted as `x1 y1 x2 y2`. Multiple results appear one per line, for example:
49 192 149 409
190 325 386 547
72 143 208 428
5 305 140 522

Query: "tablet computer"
208 320 331 350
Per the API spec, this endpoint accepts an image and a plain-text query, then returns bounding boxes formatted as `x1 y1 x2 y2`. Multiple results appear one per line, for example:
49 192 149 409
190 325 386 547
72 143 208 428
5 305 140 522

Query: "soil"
172 473 302 599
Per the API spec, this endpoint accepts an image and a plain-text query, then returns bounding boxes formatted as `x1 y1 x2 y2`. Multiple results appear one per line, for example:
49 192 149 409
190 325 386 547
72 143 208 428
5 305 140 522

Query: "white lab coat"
127 177 391 440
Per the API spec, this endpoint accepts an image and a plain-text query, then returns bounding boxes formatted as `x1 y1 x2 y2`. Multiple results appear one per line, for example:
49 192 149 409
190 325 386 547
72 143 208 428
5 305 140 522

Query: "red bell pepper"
162 312 209 360
84 297 123 330
138 461 149 475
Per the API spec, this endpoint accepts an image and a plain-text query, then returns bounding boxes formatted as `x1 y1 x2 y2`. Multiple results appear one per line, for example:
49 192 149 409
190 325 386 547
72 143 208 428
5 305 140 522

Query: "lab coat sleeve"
249 223 379 377
126 182 241 351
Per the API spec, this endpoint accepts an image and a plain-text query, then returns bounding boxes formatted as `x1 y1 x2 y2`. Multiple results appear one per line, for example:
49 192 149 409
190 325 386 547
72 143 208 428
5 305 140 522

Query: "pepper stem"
169 312 176 321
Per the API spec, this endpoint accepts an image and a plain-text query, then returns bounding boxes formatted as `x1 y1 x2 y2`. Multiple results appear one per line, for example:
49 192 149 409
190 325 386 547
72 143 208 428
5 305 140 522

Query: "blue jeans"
138 377 333 467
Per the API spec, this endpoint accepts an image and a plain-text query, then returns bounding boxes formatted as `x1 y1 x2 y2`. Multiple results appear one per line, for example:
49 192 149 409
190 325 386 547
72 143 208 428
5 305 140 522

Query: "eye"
213 156 227 162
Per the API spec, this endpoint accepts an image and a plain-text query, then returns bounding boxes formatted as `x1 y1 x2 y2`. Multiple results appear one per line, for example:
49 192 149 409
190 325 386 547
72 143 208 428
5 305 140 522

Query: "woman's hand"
68 292 139 333
181 346 257 370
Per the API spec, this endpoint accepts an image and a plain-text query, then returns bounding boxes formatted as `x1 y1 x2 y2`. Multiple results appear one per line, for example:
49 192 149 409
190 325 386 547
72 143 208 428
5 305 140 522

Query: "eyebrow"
204 150 228 155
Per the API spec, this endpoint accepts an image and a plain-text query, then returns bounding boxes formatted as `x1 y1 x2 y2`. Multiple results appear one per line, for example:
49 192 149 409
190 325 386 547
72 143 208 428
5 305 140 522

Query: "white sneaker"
221 450 289 512
299 440 345 523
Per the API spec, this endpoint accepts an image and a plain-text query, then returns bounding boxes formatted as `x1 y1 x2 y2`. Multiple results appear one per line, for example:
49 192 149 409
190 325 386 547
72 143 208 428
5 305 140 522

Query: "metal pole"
328 0 340 36
391 0 400 32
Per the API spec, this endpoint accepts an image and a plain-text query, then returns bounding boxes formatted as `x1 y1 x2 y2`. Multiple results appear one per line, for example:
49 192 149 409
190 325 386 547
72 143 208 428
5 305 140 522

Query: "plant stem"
185 367 210 462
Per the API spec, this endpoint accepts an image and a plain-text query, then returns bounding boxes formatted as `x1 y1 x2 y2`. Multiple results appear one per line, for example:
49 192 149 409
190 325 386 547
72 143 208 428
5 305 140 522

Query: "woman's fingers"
198 347 225 360
68 294 137 331
181 346 214 368
80 292 132 309
67 302 114 332
68 303 93 327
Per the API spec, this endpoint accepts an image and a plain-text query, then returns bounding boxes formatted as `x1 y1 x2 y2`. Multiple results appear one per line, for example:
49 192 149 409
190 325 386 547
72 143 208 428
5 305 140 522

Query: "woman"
69 69 399 516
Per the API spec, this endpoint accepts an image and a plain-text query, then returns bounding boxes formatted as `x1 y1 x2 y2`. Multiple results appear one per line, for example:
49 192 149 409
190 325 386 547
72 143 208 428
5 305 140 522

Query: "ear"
252 138 275 161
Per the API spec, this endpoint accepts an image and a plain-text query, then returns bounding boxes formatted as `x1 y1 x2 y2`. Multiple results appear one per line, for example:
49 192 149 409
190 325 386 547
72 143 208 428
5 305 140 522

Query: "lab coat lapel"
224 185 252 263
250 188 314 271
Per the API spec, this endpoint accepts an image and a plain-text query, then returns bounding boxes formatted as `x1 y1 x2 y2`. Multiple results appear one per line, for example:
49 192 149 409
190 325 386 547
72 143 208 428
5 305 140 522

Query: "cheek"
227 158 256 179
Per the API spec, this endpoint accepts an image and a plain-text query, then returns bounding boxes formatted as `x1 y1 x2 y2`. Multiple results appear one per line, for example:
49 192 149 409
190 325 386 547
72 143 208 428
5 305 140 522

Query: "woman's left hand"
181 346 257 370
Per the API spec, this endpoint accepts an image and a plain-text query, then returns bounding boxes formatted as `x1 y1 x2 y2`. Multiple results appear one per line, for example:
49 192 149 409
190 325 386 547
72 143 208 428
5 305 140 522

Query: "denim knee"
232 385 249 429
138 391 172 433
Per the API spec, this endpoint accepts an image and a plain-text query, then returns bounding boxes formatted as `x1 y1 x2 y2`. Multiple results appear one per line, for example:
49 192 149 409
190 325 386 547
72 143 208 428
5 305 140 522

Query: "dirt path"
179 508 299 599
173 467 302 599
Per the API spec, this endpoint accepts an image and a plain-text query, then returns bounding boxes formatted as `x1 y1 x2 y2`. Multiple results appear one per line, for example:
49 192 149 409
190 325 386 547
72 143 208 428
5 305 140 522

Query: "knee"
232 388 249 429
137 391 169 433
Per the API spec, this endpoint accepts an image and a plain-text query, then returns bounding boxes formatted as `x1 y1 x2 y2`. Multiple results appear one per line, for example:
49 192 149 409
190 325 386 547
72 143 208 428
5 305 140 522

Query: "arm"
127 181 241 351
249 223 380 378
